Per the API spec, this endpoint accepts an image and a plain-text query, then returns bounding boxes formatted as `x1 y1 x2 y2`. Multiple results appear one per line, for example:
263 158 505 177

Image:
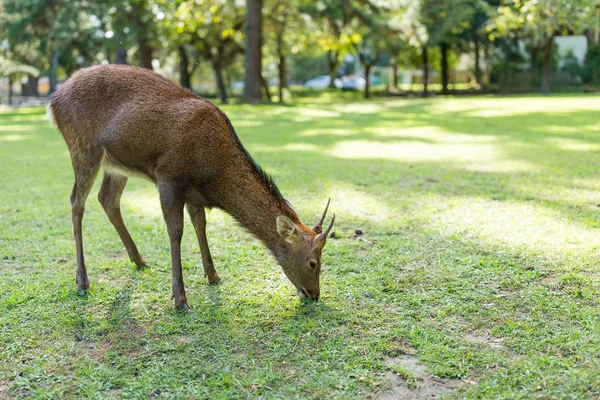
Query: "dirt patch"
90 340 114 361
463 330 504 349
379 356 469 399
0 381 12 399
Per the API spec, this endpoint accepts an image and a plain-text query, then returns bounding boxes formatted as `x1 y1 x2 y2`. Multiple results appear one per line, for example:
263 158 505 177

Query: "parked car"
340 76 366 90
304 75 341 89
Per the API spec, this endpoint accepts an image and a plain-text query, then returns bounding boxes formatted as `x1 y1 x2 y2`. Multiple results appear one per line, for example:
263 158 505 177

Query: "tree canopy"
1 0 599 99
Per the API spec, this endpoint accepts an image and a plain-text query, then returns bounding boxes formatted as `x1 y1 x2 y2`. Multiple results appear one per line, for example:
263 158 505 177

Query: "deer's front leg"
158 182 189 310
186 203 220 284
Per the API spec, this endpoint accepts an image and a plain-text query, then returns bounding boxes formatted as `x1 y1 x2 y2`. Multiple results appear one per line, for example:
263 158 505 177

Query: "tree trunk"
541 37 553 94
23 74 39 96
116 48 128 65
440 42 449 94
584 27 599 47
214 63 229 104
278 53 286 103
530 45 538 87
364 64 371 99
137 35 153 70
32 74 40 95
327 50 339 88
244 0 263 103
474 39 481 85
178 45 192 89
133 1 153 70
276 32 286 103
391 59 399 89
49 50 60 95
8 75 13 105
422 45 429 97
260 74 271 100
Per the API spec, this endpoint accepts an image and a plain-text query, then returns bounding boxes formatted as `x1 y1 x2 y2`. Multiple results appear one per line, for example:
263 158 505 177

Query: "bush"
582 43 600 84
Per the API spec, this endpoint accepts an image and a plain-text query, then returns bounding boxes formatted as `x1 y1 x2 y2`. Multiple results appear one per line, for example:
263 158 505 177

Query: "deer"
47 64 335 310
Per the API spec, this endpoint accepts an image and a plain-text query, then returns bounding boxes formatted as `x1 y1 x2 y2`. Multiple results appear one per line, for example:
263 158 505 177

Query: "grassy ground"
1 94 600 399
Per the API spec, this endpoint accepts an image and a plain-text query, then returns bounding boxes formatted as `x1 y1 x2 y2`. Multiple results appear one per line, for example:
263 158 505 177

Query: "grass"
1 94 600 399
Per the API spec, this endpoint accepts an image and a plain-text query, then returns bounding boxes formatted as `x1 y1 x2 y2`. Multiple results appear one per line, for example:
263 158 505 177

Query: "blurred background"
0 0 598 107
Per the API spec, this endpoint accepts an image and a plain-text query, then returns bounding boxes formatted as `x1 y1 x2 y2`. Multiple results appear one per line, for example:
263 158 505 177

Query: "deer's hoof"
134 257 148 269
175 302 192 312
207 274 221 285
76 278 90 294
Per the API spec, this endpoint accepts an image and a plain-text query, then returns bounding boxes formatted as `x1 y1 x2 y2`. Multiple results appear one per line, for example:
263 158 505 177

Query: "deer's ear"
276 215 301 244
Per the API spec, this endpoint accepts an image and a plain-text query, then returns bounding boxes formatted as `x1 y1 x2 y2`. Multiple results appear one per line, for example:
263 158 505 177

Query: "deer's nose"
298 288 319 301
307 289 320 301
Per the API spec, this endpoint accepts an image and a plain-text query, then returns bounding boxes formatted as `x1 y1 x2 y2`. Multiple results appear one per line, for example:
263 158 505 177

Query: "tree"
264 0 306 102
462 0 498 86
420 0 474 94
492 0 594 93
351 2 390 98
396 0 473 95
102 0 159 69
301 0 363 88
155 0 200 89
174 0 245 104
0 55 40 102
244 0 262 103
1 0 103 93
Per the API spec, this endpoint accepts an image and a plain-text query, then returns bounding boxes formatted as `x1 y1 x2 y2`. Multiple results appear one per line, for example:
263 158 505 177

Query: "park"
1 0 600 399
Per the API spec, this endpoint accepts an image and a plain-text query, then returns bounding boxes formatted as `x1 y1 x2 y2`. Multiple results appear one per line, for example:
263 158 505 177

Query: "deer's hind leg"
186 204 220 284
70 151 102 293
98 171 147 268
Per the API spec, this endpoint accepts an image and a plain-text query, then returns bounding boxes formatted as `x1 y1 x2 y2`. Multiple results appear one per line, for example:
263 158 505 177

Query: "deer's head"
274 199 335 301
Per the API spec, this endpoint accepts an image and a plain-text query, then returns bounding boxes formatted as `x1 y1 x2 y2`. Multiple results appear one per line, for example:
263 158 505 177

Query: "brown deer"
47 65 334 309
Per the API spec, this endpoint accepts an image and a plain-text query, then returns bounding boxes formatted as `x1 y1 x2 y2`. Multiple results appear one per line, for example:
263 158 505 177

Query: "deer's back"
50 65 239 184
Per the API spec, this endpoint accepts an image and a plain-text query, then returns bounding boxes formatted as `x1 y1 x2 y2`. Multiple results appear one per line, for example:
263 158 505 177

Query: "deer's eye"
309 260 317 269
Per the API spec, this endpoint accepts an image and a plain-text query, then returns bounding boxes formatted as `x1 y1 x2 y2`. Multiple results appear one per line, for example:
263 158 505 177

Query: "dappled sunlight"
462 159 539 173
292 107 341 120
232 120 264 127
300 128 356 137
120 188 161 218
545 138 600 152
365 126 497 143
382 99 428 109
0 125 35 132
328 140 499 163
515 180 600 211
249 142 320 155
330 103 384 114
279 143 319 152
540 125 582 134
424 194 600 256
0 134 36 142
428 97 600 117
328 184 396 224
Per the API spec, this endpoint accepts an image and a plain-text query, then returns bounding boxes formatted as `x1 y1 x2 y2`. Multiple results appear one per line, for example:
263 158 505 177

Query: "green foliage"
420 0 475 46
1 0 599 94
582 43 600 84
0 0 104 73
491 0 596 46
0 56 39 77
560 50 582 82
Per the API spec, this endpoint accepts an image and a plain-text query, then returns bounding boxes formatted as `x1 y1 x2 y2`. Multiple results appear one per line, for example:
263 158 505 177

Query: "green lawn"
1 94 600 399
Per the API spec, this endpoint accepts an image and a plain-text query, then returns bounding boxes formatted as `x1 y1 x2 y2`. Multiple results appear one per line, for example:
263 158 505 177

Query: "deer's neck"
215 158 288 252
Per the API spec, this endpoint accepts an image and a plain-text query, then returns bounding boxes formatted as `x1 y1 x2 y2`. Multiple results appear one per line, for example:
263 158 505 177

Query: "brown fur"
48 65 332 309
